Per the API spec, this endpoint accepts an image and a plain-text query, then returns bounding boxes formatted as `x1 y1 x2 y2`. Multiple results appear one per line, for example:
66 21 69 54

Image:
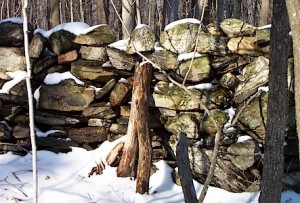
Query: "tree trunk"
259 0 270 26
97 0 109 24
286 0 300 161
117 62 153 182
50 0 60 27
259 0 290 202
122 0 135 39
135 63 153 194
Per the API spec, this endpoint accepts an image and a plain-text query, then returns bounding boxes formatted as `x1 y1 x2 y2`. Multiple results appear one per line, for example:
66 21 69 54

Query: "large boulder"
151 81 202 111
174 55 215 83
48 30 80 55
0 19 33 47
220 18 256 38
196 32 228 55
79 46 108 62
73 24 118 46
39 79 95 111
126 24 156 54
160 18 201 54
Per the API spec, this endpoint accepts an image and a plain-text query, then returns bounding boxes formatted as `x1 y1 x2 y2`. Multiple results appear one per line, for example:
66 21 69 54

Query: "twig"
182 0 207 86
0 177 28 197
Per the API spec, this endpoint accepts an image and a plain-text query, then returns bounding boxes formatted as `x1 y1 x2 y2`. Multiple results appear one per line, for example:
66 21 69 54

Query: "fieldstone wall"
0 18 298 193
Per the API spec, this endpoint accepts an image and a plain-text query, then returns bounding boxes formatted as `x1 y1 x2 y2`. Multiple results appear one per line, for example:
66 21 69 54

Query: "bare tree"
50 0 60 27
286 0 300 161
259 0 290 202
122 0 135 39
96 0 109 24
22 0 38 202
259 0 270 25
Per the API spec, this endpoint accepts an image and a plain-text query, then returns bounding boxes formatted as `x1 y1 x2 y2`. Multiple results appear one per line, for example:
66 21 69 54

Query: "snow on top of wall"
256 24 271 30
35 22 90 38
0 17 23 24
135 24 147 30
80 24 107 35
177 52 202 61
43 71 84 85
164 18 200 31
108 39 129 51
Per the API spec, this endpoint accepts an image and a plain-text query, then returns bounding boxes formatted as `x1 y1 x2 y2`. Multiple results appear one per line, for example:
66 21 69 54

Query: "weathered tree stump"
116 62 153 195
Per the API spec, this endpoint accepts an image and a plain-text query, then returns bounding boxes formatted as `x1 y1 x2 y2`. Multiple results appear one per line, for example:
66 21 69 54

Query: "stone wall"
0 18 298 193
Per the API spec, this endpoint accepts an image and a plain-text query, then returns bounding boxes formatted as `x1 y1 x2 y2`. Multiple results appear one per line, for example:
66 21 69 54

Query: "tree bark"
259 0 270 26
135 63 153 194
286 0 300 161
117 62 153 182
176 132 197 203
22 1 38 202
96 0 109 24
259 0 290 202
122 0 135 39
50 0 60 27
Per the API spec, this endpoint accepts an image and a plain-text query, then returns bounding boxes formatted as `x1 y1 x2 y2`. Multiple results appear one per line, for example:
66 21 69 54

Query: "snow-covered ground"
0 137 300 203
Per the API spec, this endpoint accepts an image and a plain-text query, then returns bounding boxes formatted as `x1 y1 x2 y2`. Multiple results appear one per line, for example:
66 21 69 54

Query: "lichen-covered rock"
164 112 203 139
234 56 269 103
235 92 268 142
196 32 228 55
201 109 229 135
79 46 108 62
144 50 178 70
0 123 11 141
255 27 271 45
160 18 201 54
39 79 95 111
220 18 256 38
126 24 156 54
189 145 260 192
174 55 215 82
0 47 25 72
73 24 118 46
227 37 269 56
227 140 260 170
152 81 202 110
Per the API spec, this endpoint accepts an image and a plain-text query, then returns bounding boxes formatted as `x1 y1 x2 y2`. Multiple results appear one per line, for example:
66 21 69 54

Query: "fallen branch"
0 177 28 197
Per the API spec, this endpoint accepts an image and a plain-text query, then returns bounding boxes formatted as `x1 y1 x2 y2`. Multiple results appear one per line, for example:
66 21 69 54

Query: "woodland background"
0 0 272 38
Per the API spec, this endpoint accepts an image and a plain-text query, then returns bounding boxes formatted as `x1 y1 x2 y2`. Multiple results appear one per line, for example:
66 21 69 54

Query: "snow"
178 52 202 61
35 22 90 38
256 24 271 30
164 18 200 31
43 71 84 85
0 71 27 94
187 83 214 90
135 24 147 30
0 136 299 203
0 17 23 24
108 39 129 51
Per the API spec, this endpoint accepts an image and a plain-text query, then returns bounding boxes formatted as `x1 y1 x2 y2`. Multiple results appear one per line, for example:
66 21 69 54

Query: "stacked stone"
0 18 297 193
